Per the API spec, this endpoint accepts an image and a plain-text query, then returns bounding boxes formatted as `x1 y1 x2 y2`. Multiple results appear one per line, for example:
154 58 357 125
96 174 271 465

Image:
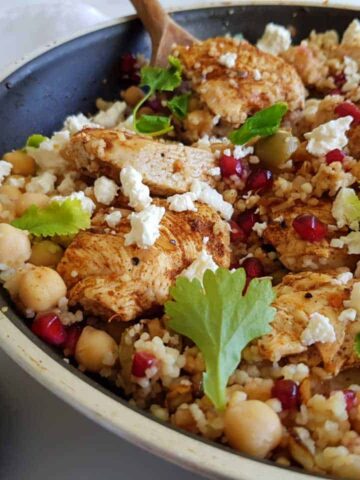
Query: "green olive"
255 130 299 170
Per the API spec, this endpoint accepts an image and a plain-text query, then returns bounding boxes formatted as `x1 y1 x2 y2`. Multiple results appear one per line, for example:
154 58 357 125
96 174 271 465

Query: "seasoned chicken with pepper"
62 127 217 196
57 203 230 321
174 37 306 126
256 271 360 374
263 201 358 272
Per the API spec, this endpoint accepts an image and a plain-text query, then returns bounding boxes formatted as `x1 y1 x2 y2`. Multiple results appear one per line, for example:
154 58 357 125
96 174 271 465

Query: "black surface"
0 4 359 479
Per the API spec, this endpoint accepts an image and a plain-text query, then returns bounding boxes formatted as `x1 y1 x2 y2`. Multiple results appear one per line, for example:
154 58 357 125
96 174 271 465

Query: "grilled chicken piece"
57 203 230 321
174 37 306 126
61 128 216 196
256 271 360 374
263 201 358 272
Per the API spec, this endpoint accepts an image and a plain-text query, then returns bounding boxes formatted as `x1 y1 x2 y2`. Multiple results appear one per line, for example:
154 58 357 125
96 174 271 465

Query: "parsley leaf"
167 93 191 119
12 198 90 237
133 56 183 136
229 103 288 145
26 134 48 148
355 333 360 357
165 268 276 410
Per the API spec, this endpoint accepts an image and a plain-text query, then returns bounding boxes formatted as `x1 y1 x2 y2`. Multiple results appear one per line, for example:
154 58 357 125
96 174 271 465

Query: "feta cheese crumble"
0 160 12 185
105 210 122 229
94 176 118 205
63 113 99 134
208 167 221 177
218 52 237 68
233 145 254 159
191 180 234 220
342 19 360 46
304 116 353 156
26 171 56 194
180 249 218 284
301 312 336 346
51 191 96 215
253 69 262 81
345 283 360 313
332 271 353 285
27 130 70 174
252 222 267 237
125 205 165 248
120 166 151 212
281 363 309 384
167 192 197 212
92 101 126 128
342 56 360 92
338 308 357 322
257 23 291 55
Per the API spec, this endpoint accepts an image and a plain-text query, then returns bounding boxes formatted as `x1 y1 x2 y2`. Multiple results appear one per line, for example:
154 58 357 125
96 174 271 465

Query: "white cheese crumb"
252 221 267 237
7 176 25 188
208 167 221 177
253 69 262 81
167 192 197 212
120 166 151 212
330 238 345 249
26 171 56 194
233 145 254 159
63 113 99 134
93 176 118 205
191 180 233 220
180 249 218 285
293 427 316 455
301 312 336 346
125 204 165 248
342 19 360 46
51 191 95 215
0 161 12 186
342 56 360 92
333 271 353 285
281 363 309 384
218 52 237 68
303 98 321 122
92 101 126 128
339 232 360 254
304 116 353 156
338 308 357 322
345 283 360 314
257 23 291 55
27 131 70 175
212 115 221 125
57 172 76 195
105 210 122 228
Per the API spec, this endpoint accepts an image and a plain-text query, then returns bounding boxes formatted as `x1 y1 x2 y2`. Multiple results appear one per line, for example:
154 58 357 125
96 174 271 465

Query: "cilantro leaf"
355 333 360 357
140 55 182 93
26 134 48 148
167 93 190 119
229 103 288 145
165 268 276 410
12 198 90 237
135 115 173 136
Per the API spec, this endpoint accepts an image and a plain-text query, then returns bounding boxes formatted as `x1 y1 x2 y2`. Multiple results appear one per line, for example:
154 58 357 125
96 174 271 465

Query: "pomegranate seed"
220 154 242 178
242 257 264 279
237 209 259 235
246 168 273 192
63 325 82 356
333 72 346 88
272 379 300 410
335 101 360 124
325 148 345 164
343 390 357 411
230 220 246 242
147 98 163 113
31 313 67 347
120 53 137 75
293 214 328 242
132 351 157 377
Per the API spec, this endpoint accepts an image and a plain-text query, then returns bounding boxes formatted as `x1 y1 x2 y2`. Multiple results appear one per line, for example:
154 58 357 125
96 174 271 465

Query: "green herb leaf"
229 103 288 145
165 268 276 410
25 134 48 148
140 55 182 93
167 93 191 119
355 333 360 357
135 115 173 136
12 198 91 237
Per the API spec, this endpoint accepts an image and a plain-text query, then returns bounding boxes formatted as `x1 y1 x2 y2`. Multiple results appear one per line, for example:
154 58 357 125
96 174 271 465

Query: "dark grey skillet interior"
0 4 359 479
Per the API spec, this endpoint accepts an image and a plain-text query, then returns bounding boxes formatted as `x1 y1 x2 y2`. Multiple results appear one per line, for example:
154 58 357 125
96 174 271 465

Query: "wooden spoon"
130 0 196 66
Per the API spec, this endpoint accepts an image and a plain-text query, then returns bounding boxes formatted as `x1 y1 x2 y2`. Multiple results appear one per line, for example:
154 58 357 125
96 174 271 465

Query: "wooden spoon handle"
130 0 170 45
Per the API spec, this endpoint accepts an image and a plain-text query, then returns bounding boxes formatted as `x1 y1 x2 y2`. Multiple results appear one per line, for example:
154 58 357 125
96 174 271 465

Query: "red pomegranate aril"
63 325 82 356
132 351 157 378
120 53 137 74
246 168 273 192
343 390 357 411
272 379 300 410
325 148 345 164
237 210 259 235
220 154 242 178
335 101 360 124
333 72 346 87
230 220 246 242
293 214 328 242
242 257 264 279
31 313 67 347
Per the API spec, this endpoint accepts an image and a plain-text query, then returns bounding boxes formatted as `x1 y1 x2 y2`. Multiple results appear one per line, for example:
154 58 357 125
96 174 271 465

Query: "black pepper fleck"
280 220 287 229
131 257 140 266
304 292 313 299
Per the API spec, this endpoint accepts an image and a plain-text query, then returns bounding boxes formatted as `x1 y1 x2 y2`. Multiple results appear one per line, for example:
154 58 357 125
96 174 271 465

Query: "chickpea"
224 400 282 458
3 150 36 176
30 240 63 267
0 223 31 268
0 185 22 201
18 266 66 312
138 106 154 117
122 86 144 107
75 326 118 373
16 192 49 216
